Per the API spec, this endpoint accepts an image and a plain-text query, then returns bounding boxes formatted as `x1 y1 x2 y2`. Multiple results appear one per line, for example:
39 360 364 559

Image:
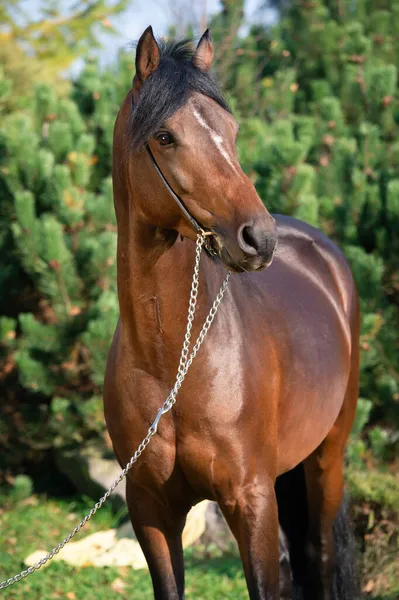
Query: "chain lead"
0 232 231 591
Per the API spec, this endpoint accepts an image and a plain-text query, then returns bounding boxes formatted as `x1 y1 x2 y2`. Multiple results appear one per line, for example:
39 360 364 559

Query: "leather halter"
146 144 203 234
131 95 215 249
145 144 218 257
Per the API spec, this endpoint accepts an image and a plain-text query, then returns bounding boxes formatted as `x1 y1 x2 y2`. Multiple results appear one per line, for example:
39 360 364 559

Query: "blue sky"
95 0 277 66
23 1 277 74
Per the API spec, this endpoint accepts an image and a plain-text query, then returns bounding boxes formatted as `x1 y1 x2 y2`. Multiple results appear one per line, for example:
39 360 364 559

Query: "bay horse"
104 26 359 600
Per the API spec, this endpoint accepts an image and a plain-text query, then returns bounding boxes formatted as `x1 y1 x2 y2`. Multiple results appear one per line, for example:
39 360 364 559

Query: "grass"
346 466 399 600
0 493 247 600
1 482 398 600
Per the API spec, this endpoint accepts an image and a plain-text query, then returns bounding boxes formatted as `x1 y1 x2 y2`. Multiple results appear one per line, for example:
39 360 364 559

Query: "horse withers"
104 26 359 600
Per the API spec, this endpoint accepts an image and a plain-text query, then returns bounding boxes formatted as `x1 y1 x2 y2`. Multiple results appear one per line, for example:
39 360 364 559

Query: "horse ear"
193 29 214 72
133 26 160 95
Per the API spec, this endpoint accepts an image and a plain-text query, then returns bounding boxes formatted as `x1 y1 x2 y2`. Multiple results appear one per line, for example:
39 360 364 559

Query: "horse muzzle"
219 214 278 273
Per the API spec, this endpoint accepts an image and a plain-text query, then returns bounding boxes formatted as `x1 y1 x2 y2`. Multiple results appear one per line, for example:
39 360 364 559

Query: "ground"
0 494 247 600
0 473 398 600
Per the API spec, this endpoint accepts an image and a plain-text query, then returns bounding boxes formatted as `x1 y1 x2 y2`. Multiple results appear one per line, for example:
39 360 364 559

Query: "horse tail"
331 499 360 600
290 498 360 600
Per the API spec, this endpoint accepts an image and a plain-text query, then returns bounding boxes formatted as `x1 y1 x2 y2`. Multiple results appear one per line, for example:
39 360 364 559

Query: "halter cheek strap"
132 96 216 252
145 144 202 234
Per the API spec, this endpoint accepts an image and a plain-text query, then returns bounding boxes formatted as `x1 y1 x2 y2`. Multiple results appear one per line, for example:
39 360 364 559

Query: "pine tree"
0 0 130 110
210 0 245 89
0 52 134 475
1 2 398 476
224 0 399 447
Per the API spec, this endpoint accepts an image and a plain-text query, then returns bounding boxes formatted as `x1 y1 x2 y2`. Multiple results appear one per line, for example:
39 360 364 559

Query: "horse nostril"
238 222 258 256
242 225 258 249
237 216 278 262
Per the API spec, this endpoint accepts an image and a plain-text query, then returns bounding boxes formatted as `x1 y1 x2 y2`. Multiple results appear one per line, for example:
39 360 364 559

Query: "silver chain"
0 232 231 591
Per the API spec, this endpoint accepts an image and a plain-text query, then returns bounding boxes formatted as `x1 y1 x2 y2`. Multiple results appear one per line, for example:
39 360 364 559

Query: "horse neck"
112 98 213 375
115 211 181 320
113 180 205 375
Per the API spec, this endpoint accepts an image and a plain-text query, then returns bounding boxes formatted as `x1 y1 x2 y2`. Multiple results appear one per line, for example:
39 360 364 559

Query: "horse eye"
155 132 174 146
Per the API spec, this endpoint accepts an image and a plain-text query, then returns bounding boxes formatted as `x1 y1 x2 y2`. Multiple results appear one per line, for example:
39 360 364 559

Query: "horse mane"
129 38 231 151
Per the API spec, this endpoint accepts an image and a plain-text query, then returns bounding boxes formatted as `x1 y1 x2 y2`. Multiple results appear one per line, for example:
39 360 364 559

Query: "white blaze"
192 108 239 173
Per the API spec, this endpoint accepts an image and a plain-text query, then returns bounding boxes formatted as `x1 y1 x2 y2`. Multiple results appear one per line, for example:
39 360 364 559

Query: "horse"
104 26 359 600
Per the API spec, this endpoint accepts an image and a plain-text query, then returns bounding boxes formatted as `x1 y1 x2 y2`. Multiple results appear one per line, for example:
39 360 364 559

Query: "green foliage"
209 1 245 89
0 316 16 345
351 398 373 438
0 0 131 110
1 1 398 478
10 474 33 502
347 466 399 512
222 0 399 463
48 395 106 447
0 53 136 470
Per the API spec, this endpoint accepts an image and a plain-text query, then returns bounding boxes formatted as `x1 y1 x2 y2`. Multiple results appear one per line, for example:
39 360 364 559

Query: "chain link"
0 232 231 591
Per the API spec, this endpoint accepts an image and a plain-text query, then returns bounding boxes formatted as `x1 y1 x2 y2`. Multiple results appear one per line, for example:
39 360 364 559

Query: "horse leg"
278 525 295 600
275 463 309 599
302 360 359 600
219 477 280 600
274 442 347 600
126 478 188 600
301 442 345 600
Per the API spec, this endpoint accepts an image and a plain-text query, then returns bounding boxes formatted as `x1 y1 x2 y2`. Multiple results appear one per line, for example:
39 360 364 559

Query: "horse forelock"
128 38 230 152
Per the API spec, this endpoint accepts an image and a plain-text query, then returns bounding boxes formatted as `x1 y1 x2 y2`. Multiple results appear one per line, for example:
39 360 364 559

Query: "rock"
54 442 125 511
25 529 146 570
200 502 237 553
25 500 212 570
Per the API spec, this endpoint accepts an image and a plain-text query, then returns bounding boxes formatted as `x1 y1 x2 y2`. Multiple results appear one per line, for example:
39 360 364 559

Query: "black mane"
130 38 230 151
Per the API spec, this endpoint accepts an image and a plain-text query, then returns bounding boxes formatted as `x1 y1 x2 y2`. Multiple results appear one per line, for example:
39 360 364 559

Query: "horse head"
115 26 277 272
